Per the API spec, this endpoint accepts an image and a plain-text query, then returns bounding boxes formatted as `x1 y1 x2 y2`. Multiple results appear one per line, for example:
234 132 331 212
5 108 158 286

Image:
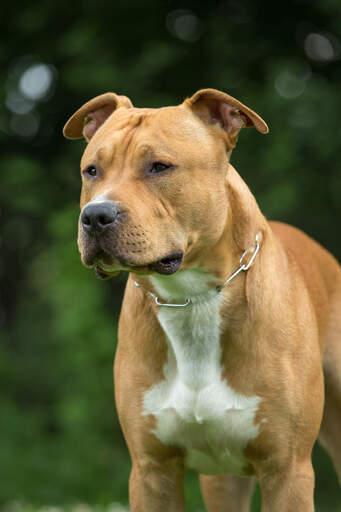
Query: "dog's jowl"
64 89 341 512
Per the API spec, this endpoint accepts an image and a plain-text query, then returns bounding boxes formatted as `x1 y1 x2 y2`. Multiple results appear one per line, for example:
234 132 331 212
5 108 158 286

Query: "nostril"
98 214 114 227
82 214 91 226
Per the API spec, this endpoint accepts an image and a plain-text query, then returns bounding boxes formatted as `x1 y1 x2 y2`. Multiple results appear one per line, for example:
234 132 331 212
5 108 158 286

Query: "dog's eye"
84 165 98 178
150 162 169 174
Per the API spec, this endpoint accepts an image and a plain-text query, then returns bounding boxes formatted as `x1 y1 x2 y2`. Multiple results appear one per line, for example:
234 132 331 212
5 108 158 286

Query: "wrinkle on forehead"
112 106 210 146
81 109 150 166
81 104 215 168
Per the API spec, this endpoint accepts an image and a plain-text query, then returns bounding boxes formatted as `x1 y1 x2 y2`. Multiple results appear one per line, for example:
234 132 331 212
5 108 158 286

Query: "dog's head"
63 89 268 279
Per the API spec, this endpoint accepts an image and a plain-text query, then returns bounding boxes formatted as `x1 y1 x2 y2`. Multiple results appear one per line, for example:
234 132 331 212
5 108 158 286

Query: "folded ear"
63 92 133 141
185 88 268 146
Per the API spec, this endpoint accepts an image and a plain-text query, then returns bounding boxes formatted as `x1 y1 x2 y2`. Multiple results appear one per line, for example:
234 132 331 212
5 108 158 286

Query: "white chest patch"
142 270 261 476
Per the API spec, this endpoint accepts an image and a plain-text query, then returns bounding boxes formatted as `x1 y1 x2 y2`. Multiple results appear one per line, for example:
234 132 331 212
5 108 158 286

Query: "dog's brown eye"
150 162 169 174
84 165 97 178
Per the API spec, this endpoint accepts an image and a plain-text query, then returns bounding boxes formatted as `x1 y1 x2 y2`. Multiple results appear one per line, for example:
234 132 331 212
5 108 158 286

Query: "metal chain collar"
134 233 261 308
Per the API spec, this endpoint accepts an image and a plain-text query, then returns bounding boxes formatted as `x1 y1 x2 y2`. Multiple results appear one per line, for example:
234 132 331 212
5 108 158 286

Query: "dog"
63 89 341 511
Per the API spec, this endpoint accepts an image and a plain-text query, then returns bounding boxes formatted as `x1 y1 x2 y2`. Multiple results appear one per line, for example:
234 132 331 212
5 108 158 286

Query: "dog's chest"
143 272 261 476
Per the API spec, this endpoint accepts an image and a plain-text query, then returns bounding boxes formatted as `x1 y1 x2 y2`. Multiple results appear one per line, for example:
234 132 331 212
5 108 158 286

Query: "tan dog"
63 89 341 511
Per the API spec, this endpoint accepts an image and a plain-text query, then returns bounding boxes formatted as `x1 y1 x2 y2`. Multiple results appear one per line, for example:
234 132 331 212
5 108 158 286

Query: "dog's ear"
185 88 268 146
63 93 133 141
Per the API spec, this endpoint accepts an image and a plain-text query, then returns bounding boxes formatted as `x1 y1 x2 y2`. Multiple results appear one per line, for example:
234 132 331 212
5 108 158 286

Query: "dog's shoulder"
269 221 340 336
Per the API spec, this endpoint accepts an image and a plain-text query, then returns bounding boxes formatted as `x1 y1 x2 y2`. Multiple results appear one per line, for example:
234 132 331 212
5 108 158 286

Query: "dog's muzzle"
79 200 183 276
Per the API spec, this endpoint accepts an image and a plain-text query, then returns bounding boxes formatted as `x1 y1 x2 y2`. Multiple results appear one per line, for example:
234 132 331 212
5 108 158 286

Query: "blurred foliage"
3 503 129 512
0 0 340 510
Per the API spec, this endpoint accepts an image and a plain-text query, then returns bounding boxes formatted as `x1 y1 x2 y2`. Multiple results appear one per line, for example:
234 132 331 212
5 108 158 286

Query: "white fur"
143 269 261 476
90 191 111 203
82 191 111 211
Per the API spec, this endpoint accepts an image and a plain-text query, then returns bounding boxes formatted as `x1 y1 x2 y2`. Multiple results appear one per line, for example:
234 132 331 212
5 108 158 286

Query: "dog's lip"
94 251 184 278
94 266 118 280
94 260 132 279
149 251 183 275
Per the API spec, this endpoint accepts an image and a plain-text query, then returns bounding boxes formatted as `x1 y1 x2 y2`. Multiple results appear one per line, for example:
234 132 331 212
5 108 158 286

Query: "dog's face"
63 89 267 278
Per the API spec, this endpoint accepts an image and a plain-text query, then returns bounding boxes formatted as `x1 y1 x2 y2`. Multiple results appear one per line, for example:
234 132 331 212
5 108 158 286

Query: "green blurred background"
1 0 340 510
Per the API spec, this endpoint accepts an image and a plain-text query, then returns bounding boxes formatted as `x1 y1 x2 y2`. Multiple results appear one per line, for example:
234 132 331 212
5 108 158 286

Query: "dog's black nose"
81 201 120 233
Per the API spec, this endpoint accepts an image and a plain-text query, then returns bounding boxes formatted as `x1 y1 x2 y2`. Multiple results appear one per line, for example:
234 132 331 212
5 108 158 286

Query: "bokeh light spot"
166 9 202 42
275 70 306 99
5 90 34 115
19 63 54 100
304 33 340 62
10 112 40 138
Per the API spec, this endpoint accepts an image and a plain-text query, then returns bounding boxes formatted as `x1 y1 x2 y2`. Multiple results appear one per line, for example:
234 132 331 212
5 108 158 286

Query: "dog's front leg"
257 459 315 511
129 456 186 512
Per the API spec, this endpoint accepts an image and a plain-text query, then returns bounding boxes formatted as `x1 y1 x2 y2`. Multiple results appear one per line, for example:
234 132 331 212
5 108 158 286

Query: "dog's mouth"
149 251 183 275
94 251 184 279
